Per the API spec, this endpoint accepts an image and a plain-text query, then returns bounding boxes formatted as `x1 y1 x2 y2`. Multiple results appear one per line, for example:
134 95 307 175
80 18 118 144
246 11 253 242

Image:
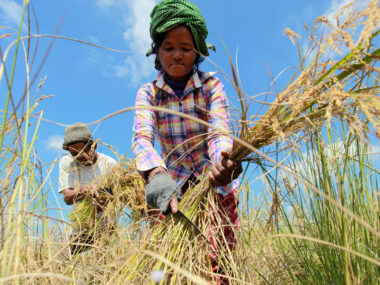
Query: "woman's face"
157 25 197 82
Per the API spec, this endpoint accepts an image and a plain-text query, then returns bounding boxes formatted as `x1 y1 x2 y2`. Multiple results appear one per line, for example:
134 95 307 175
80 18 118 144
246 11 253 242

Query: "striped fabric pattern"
132 70 237 195
148 0 210 56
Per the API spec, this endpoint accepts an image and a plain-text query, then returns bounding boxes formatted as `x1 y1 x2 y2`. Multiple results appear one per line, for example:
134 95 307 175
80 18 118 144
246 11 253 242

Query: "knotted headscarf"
146 0 214 57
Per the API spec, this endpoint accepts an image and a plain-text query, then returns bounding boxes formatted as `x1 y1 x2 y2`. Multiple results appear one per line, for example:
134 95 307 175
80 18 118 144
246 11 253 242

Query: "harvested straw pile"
69 158 146 231
117 1 379 283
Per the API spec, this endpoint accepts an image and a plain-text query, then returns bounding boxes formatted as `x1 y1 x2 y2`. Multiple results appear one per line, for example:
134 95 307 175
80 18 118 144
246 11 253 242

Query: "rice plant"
273 128 380 284
68 157 146 231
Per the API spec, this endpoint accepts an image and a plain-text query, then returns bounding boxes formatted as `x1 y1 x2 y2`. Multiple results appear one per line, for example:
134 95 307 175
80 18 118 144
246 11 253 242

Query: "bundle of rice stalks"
69 157 146 231
117 1 379 283
114 178 215 284
68 197 98 231
230 39 380 161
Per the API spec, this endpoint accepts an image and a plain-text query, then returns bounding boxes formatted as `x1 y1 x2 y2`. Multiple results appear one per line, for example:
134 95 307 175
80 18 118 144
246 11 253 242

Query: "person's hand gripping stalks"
209 150 243 186
145 167 180 215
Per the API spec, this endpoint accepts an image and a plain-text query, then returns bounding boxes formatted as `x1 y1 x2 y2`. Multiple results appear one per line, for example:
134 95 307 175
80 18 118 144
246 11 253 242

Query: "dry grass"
69 158 146 230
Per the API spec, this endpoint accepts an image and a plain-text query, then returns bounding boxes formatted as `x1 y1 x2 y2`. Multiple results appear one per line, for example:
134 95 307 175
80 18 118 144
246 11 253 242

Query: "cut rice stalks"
69 157 146 232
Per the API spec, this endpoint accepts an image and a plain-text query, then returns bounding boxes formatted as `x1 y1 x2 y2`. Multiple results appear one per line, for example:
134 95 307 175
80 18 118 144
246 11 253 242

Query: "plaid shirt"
132 70 237 195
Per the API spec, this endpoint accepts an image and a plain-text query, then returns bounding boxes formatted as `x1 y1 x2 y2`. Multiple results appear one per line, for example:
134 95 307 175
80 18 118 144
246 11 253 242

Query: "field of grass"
0 0 379 284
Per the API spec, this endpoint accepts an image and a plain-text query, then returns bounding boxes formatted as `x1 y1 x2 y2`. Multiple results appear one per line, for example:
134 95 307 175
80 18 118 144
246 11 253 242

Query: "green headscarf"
146 0 214 58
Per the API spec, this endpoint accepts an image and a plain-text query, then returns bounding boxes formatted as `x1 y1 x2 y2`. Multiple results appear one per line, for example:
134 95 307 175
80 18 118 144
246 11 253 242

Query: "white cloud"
0 0 23 28
112 0 157 86
122 0 155 54
324 0 368 24
46 135 64 151
92 0 157 85
325 0 353 22
302 0 369 64
112 52 155 86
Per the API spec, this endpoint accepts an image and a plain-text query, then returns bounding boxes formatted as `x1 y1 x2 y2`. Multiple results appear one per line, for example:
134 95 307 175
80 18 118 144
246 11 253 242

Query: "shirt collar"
155 70 217 92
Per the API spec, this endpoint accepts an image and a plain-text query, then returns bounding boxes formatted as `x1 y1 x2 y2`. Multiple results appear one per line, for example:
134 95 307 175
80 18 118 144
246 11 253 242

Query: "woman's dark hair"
152 24 204 71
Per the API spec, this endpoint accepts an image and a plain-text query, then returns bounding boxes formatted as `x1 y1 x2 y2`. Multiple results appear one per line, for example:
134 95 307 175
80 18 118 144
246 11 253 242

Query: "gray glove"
145 172 180 214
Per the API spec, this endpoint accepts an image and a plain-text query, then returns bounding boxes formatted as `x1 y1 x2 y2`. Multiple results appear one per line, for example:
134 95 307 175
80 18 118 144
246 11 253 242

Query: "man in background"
58 122 117 253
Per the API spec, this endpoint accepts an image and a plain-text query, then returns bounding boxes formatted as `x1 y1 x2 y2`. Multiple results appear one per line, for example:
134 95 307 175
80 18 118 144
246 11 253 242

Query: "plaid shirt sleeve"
132 84 166 172
206 78 233 164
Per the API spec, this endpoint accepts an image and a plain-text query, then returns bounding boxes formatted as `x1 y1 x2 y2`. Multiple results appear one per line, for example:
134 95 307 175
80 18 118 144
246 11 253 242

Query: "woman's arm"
206 78 242 186
132 84 166 174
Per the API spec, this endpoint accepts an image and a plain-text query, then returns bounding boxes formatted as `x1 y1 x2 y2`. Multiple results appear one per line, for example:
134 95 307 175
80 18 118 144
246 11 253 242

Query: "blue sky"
0 0 378 212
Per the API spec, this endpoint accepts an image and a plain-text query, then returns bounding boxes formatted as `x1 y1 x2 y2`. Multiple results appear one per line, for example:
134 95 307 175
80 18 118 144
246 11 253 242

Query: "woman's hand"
209 150 242 186
145 169 180 214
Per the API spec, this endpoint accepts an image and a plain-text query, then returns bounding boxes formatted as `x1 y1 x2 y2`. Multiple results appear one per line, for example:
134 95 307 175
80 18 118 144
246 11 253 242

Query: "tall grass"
306 132 377 283
252 126 379 284
0 0 47 279
0 0 379 284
